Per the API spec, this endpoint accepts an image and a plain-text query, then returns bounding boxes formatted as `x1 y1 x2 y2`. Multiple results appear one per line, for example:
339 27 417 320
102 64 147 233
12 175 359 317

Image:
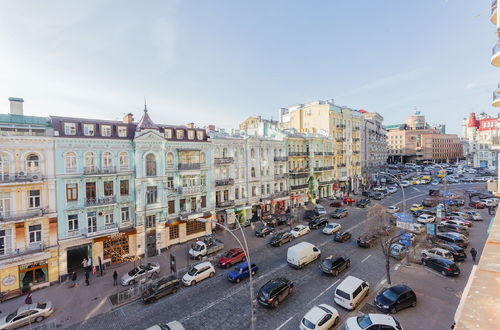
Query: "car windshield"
193 243 204 252
223 251 233 258
357 314 373 328
382 288 399 302
336 289 350 300
326 224 334 228
128 268 140 276
187 266 198 276
322 259 333 267
6 311 17 323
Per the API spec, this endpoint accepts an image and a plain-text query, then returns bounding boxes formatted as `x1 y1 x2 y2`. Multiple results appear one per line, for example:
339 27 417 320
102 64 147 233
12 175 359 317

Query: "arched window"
146 154 157 177
200 152 206 165
251 167 256 178
102 152 113 168
84 152 95 170
166 153 174 168
222 148 228 158
234 150 238 160
65 152 77 172
26 154 40 172
0 153 9 180
215 148 220 158
119 152 129 170
250 148 255 160
240 148 244 160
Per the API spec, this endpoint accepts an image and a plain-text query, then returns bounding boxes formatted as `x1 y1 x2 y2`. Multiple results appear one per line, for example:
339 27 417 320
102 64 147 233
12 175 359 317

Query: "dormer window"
84 124 95 136
187 130 195 140
101 125 112 137
117 126 127 137
165 129 172 139
64 123 76 135
176 129 184 140
196 130 204 140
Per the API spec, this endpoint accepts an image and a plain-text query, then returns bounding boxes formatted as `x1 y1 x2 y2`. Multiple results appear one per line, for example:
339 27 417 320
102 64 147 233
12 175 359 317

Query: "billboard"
395 212 413 231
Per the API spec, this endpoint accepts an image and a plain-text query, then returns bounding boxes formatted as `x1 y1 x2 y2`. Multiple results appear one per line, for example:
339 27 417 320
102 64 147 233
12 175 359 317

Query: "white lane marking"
276 316 293 330
310 279 340 304
413 187 421 192
84 296 108 321
380 279 387 286
361 255 372 263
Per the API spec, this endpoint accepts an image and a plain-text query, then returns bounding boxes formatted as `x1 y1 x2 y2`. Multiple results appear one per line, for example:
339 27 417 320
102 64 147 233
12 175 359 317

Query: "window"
196 130 204 140
267 184 270 194
84 152 95 170
188 130 195 140
65 152 77 172
261 185 265 195
201 195 206 208
26 154 39 172
86 182 96 199
104 212 114 225
121 207 130 222
180 199 186 212
84 124 95 136
242 187 245 198
101 125 112 137
29 190 40 208
186 221 206 236
168 200 175 214
251 148 255 160
28 224 42 243
0 154 9 180
252 186 256 197
120 180 129 196
167 177 174 189
66 183 78 201
176 129 184 139
235 188 239 200
146 154 157 176
119 152 129 170
165 129 173 139
68 214 79 232
146 186 157 204
200 152 206 165
169 224 179 239
166 153 174 168
0 229 11 255
102 152 113 168
117 126 127 137
64 123 76 135
104 181 114 196
251 167 256 178
201 175 206 186
146 215 156 228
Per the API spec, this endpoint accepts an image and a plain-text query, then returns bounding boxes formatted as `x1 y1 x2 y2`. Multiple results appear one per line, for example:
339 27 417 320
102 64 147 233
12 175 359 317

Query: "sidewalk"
0 230 239 329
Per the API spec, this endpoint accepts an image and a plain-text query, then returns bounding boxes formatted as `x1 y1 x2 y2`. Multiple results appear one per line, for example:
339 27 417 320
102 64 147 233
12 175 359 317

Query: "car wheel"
236 278 241 283
191 280 196 286
333 316 339 326
411 301 417 307
279 242 282 247
288 286 293 294
35 316 45 323
272 299 279 308
209 272 215 278
422 254 427 258
335 270 339 277
422 260 427 266
129 280 136 286
441 270 447 276
390 307 397 314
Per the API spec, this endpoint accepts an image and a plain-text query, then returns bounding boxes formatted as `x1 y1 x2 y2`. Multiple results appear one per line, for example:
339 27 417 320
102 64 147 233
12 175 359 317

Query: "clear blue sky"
0 0 497 134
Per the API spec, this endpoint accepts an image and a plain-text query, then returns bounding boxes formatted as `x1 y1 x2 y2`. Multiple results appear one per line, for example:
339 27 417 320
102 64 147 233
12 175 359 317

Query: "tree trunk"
386 254 391 285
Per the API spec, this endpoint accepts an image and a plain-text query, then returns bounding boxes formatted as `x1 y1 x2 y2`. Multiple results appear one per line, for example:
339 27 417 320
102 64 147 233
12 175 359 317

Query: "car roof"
366 314 398 326
389 284 412 294
304 305 329 323
430 257 455 264
337 275 365 292
236 261 255 269
262 277 288 290
194 261 212 269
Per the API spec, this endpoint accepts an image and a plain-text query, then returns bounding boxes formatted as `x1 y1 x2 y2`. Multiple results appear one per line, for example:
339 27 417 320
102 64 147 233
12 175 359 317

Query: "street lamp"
380 172 406 211
196 218 257 330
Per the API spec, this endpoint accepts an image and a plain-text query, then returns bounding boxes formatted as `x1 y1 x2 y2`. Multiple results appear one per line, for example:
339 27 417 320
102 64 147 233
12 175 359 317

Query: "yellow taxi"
410 179 419 185
410 204 424 212
420 175 431 181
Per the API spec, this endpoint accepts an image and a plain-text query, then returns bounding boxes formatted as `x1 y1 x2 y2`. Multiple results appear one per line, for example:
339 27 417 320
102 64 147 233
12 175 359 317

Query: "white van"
287 242 321 269
334 276 369 310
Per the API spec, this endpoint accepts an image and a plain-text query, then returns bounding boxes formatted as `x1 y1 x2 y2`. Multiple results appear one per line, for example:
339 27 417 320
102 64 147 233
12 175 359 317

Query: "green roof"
384 124 402 130
0 114 51 127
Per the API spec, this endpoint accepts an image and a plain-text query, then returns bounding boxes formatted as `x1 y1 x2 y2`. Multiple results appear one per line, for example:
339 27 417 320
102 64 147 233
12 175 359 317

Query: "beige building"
360 110 387 184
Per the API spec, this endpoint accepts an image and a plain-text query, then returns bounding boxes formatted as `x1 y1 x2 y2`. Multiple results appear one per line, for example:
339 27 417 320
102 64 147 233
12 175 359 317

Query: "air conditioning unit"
32 175 39 180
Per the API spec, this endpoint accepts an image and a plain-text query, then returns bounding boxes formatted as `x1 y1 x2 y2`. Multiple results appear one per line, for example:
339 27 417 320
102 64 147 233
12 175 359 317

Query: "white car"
409 223 425 234
146 321 185 330
480 199 497 207
421 247 454 261
387 186 397 194
386 206 400 214
0 302 54 330
442 219 471 228
345 314 402 330
417 214 435 224
299 304 340 330
322 223 341 235
315 205 327 215
430 180 439 186
290 225 311 238
400 180 410 187
465 211 482 221
182 261 215 286
121 262 160 286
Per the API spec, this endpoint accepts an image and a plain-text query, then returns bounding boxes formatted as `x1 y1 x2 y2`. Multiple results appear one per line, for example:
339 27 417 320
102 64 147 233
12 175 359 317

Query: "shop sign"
2 275 16 286
19 260 48 271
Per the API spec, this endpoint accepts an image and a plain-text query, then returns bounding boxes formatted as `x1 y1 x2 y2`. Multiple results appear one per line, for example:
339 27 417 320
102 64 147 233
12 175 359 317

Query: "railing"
216 200 235 208
290 184 308 190
214 157 234 165
353 151 360 154
324 152 334 156
274 173 288 179
289 168 308 174
314 152 324 156
85 223 119 238
179 208 205 217
352 138 360 142
215 178 234 186
85 196 116 206
353 126 360 131
288 151 308 156
0 172 44 183
84 166 117 175
178 163 201 170
273 156 288 161
337 163 346 167
272 191 289 198
336 138 345 142
0 243 45 260
0 208 45 222
319 179 335 185
336 124 346 128
178 185 205 195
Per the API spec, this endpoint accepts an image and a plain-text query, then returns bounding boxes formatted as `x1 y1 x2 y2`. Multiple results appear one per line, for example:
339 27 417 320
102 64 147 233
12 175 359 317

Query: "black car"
257 277 294 308
269 232 294 247
319 255 350 276
255 225 275 237
357 233 378 248
438 243 467 261
142 275 180 304
334 231 352 242
304 210 319 220
422 257 460 276
356 199 371 208
374 284 417 314
330 208 348 219
308 217 329 229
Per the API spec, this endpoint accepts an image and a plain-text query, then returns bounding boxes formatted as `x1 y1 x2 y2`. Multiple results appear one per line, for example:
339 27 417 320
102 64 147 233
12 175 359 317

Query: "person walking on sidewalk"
85 269 90 286
71 272 78 287
113 270 118 286
24 291 32 305
470 247 478 263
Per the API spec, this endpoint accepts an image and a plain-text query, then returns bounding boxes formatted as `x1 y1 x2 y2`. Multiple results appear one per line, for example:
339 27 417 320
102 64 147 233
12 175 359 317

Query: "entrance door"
146 230 157 257
67 244 91 274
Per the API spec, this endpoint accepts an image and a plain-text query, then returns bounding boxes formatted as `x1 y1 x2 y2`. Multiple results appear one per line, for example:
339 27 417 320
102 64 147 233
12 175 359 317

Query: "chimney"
186 122 195 129
123 113 134 124
8 97 24 115
208 125 216 131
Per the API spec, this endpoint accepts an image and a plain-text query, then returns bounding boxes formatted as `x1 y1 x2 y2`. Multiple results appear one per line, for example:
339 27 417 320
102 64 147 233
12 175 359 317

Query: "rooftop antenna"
144 96 148 112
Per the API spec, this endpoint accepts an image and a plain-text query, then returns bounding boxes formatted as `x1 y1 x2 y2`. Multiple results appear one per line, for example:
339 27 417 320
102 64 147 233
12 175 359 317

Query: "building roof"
136 108 159 130
0 114 51 127
467 113 479 128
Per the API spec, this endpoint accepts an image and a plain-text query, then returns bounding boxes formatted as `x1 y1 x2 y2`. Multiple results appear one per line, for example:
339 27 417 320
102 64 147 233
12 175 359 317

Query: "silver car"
121 262 161 286
0 302 54 330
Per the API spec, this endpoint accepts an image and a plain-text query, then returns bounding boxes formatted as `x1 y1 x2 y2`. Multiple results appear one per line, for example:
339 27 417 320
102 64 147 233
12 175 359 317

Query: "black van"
142 275 180 304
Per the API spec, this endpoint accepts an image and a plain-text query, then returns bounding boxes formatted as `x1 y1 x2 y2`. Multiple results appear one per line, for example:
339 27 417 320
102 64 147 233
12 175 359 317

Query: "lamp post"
196 218 257 330
381 172 406 211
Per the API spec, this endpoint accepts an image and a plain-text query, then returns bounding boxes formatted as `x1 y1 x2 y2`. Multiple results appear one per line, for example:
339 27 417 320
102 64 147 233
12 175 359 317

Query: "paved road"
71 182 490 330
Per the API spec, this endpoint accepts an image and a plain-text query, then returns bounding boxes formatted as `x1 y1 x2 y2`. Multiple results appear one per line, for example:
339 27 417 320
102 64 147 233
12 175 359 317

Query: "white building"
461 112 500 169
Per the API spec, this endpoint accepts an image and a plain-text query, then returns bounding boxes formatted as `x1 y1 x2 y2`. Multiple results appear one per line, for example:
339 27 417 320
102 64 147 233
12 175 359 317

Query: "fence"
109 276 156 306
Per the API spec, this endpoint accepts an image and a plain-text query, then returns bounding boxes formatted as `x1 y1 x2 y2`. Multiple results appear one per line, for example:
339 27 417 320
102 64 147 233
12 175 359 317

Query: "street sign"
395 212 413 231
426 223 436 236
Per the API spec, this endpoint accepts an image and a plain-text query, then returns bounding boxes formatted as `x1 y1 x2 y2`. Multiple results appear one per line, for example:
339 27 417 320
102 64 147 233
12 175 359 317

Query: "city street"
68 182 492 330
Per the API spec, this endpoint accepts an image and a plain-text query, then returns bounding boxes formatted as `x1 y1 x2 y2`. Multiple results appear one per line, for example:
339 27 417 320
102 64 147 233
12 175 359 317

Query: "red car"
218 248 246 268
469 201 485 209
343 197 356 205
330 200 344 207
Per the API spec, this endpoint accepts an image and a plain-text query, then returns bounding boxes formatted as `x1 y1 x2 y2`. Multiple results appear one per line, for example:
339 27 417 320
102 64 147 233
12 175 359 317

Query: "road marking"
380 279 387 286
276 316 294 330
361 255 372 263
310 279 340 303
84 296 108 321
413 187 421 192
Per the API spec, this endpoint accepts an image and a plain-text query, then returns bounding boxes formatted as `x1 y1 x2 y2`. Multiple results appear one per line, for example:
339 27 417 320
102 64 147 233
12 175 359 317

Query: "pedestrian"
71 272 78 287
24 291 32 305
85 269 90 286
81 258 88 270
470 247 477 263
113 270 118 286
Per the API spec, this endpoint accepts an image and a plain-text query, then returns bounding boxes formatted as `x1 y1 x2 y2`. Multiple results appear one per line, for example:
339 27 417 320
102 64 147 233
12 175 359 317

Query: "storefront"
19 260 48 293
272 197 289 214
66 244 92 274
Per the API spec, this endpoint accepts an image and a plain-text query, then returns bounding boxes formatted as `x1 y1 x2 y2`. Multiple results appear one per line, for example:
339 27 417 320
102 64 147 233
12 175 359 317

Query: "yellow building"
0 98 58 296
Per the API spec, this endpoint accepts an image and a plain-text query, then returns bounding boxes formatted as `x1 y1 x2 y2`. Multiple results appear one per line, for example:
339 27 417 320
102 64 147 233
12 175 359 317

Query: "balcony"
290 183 308 190
337 163 347 167
352 138 360 142
288 151 308 157
336 124 345 129
492 41 500 67
274 173 288 179
85 196 116 207
272 191 289 198
336 138 345 142
353 126 360 131
0 243 45 261
215 178 234 187
178 163 201 170
324 152 334 156
273 156 288 162
0 208 45 223
493 84 500 107
289 171 309 179
178 185 205 195
179 208 207 219
319 179 335 185
214 157 234 165
313 152 324 156
216 200 235 208
85 223 119 238
353 151 360 154
0 172 45 184
492 0 497 24
83 166 117 175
